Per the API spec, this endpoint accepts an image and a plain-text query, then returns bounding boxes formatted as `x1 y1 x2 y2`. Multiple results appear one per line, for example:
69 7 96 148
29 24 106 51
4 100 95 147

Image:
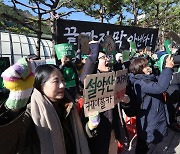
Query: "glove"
121 94 130 104
1 58 34 110
89 41 100 62
88 111 100 130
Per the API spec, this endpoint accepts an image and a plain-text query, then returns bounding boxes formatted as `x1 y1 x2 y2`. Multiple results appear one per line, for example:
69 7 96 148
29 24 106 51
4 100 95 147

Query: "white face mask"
172 48 178 54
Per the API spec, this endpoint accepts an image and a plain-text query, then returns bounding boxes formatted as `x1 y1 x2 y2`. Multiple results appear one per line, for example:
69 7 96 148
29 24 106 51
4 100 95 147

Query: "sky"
3 0 133 24
60 7 121 23
60 7 118 23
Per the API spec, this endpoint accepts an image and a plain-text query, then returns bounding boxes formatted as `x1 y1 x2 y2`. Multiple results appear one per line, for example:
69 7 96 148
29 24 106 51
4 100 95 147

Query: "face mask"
172 48 178 54
64 61 71 67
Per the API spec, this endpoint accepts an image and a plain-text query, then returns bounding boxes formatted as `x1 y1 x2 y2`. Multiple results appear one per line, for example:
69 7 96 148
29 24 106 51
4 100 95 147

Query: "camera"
173 47 180 66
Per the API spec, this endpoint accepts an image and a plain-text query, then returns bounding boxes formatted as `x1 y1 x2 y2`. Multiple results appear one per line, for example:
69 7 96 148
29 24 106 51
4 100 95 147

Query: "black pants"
135 137 150 154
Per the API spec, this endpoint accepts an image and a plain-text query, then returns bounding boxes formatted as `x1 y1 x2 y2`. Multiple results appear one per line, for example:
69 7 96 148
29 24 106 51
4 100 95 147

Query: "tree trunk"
132 0 137 25
99 5 104 23
36 13 42 59
50 10 57 58
155 3 159 28
118 13 123 25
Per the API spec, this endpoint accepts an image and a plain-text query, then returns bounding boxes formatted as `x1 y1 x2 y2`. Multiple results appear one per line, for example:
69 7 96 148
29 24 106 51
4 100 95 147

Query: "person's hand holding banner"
61 56 68 66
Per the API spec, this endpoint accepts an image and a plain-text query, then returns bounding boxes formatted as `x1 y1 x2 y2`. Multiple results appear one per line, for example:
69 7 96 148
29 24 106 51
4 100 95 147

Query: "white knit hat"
115 53 123 62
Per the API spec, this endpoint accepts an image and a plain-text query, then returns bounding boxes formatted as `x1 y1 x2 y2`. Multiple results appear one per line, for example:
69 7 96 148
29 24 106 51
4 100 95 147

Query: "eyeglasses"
98 55 110 60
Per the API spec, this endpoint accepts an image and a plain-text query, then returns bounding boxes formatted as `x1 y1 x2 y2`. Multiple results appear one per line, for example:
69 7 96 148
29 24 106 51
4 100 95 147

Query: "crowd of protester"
0 39 179 154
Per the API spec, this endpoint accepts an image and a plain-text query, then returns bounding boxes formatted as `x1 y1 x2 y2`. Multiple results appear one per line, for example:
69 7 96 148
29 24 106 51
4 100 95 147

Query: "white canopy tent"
0 31 53 65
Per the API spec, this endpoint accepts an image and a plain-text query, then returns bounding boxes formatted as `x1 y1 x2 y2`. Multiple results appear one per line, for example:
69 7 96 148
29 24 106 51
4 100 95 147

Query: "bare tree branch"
51 0 60 8
38 0 52 8
10 0 40 24
12 0 38 10
58 10 80 17
50 0 55 4
41 0 72 15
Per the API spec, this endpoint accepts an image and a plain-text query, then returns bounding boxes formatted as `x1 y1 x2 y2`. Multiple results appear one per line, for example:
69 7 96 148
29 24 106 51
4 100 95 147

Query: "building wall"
0 31 53 65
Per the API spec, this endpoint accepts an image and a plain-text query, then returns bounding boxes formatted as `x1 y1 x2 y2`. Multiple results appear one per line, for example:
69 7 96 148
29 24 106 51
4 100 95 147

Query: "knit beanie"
1 58 35 110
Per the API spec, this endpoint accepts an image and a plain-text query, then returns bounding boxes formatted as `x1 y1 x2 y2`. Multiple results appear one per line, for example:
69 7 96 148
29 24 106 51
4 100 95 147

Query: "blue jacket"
129 68 173 144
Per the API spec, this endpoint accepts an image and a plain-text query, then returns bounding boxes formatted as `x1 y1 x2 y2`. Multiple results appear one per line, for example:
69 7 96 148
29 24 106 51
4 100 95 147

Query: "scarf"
31 88 90 154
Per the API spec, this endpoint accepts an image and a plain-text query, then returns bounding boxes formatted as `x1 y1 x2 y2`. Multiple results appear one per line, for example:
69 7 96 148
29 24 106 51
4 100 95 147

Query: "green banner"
122 50 130 61
109 51 117 66
130 41 136 57
54 43 75 60
164 39 172 54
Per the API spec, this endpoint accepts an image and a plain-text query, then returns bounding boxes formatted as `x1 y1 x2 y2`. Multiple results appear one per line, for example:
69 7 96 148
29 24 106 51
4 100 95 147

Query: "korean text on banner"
54 43 75 60
84 72 115 117
114 69 128 105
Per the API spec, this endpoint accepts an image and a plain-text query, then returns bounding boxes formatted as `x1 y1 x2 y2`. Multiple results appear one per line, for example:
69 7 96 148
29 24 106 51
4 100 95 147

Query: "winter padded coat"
129 67 173 144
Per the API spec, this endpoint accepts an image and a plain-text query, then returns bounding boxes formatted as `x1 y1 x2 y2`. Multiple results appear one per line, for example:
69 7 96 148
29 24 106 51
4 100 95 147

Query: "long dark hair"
34 64 61 93
129 57 148 74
